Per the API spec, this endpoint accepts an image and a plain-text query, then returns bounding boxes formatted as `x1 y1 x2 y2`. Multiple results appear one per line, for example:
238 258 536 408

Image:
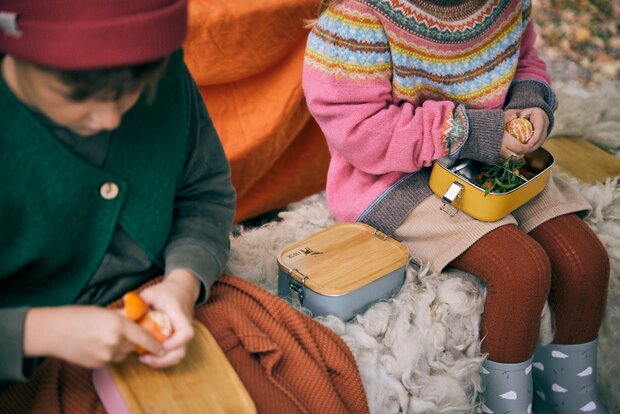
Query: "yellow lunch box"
429 147 555 222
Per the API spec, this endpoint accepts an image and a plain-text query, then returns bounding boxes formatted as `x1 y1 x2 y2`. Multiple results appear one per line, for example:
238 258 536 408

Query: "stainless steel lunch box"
277 222 410 320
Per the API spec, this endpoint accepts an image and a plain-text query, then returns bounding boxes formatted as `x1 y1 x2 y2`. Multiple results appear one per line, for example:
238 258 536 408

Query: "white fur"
553 82 620 156
225 84 620 413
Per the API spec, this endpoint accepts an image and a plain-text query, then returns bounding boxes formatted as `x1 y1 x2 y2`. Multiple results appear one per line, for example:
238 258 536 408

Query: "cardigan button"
100 182 120 200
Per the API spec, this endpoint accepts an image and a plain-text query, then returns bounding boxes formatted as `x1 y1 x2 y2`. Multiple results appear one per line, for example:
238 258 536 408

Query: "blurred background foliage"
532 0 619 88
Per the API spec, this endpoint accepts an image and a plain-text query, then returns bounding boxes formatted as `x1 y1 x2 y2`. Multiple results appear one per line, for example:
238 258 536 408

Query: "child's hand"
137 269 201 368
514 107 549 153
23 306 163 368
501 108 550 159
500 110 528 159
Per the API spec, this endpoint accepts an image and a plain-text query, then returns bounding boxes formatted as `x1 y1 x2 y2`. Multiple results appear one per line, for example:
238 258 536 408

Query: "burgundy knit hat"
0 0 187 70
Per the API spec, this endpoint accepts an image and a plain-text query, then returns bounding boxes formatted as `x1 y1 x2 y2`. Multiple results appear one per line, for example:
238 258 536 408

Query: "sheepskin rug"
225 84 620 414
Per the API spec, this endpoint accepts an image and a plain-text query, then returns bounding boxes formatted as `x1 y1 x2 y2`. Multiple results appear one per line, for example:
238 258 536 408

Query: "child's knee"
486 241 551 309
552 224 609 296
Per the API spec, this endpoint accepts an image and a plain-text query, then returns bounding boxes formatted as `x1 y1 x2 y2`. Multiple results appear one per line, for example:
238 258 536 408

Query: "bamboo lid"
277 222 409 296
104 320 256 413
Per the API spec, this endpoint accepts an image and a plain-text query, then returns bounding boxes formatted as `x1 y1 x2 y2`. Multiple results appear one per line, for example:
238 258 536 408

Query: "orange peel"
122 291 149 321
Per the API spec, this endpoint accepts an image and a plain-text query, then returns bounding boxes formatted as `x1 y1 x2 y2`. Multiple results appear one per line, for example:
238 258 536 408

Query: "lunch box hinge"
372 228 390 241
440 182 464 217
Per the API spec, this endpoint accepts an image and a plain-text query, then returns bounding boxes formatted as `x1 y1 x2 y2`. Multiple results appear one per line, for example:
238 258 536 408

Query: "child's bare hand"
516 107 549 152
137 269 200 368
500 110 528 159
23 306 163 368
500 130 529 160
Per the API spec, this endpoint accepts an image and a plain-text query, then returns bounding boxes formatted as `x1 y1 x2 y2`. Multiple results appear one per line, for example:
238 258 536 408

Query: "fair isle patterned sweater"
302 0 557 235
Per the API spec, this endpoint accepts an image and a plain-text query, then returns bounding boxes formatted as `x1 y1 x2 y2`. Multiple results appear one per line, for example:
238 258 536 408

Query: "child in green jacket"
0 0 236 382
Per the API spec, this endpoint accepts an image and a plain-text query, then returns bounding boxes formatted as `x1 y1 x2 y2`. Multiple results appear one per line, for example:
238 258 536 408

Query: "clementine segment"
505 117 533 144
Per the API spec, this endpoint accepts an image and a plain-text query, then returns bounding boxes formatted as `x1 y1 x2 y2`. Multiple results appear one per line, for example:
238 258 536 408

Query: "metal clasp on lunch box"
289 268 309 306
440 181 464 217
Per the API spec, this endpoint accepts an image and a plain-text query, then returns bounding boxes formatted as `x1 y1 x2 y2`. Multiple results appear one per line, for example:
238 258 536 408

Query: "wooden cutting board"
543 136 620 183
93 320 256 414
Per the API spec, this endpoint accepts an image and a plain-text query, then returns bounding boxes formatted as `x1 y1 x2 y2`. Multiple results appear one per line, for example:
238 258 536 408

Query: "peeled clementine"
122 291 174 354
505 117 533 144
139 310 173 343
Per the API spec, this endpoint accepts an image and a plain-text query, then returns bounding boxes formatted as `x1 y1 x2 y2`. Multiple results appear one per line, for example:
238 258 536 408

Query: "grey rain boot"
480 356 534 414
532 338 612 413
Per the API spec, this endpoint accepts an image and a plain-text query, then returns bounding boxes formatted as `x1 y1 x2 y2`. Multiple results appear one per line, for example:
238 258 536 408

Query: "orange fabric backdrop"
183 0 330 222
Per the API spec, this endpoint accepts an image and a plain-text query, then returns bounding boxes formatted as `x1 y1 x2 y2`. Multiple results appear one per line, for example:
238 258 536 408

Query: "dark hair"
38 57 169 102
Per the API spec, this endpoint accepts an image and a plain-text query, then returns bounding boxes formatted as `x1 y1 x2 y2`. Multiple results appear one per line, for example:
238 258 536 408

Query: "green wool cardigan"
0 51 188 307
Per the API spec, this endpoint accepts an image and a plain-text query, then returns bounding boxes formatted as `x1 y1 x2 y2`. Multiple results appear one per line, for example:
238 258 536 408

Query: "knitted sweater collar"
360 0 498 27
423 0 467 5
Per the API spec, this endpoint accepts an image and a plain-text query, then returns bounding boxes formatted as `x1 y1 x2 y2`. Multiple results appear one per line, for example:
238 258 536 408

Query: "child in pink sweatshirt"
303 0 611 412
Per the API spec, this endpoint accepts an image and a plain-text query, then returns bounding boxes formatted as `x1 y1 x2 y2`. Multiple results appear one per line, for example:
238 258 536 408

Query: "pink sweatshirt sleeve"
514 20 552 84
302 2 468 176
503 5 557 128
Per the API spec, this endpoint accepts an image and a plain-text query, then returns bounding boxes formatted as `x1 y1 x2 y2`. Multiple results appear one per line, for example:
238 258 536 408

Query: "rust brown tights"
449 214 610 363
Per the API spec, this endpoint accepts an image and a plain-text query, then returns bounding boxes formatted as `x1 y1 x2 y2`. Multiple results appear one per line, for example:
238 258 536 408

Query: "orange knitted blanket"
183 0 330 222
